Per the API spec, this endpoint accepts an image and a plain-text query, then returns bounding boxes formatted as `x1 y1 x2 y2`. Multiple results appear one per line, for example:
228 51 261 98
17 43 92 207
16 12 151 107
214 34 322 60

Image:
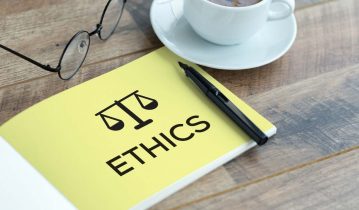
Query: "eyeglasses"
0 0 127 80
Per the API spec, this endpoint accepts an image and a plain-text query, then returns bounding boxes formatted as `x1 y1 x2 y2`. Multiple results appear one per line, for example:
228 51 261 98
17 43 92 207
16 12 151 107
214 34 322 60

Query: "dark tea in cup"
208 0 262 7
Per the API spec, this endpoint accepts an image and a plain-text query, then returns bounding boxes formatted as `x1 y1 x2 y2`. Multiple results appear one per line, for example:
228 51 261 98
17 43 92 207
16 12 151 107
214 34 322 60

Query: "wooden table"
1 0 358 209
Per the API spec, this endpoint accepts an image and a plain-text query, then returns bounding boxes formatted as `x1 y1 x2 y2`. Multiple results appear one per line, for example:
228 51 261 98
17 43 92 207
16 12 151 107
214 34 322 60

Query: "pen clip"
216 91 229 102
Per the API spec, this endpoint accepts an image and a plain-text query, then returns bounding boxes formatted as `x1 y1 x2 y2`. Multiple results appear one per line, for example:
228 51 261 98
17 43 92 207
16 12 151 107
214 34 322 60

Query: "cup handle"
268 0 295 21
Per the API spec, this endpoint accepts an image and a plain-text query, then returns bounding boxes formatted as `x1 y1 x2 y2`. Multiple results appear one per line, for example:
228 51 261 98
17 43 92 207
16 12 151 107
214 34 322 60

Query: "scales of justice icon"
95 90 158 131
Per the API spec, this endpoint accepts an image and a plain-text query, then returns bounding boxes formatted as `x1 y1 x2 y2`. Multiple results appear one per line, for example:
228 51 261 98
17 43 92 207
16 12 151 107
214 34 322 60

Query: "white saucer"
150 0 297 70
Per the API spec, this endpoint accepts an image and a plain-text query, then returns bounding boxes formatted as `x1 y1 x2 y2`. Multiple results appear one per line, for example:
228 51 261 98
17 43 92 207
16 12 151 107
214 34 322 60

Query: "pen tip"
178 61 187 69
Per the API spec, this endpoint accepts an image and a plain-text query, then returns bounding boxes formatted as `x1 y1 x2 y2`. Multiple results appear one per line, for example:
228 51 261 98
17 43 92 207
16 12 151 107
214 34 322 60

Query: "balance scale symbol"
95 90 158 131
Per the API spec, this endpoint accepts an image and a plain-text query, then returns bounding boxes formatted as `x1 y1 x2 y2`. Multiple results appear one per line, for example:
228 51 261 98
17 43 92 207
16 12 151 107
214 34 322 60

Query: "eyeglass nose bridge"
89 24 103 36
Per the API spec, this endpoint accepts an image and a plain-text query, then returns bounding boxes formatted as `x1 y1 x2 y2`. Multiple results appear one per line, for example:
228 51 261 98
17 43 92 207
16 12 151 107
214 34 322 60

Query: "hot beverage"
208 0 262 7
183 0 294 45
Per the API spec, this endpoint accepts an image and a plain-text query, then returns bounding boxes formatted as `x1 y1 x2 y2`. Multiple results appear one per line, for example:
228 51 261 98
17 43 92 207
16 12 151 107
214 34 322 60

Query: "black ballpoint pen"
178 62 268 145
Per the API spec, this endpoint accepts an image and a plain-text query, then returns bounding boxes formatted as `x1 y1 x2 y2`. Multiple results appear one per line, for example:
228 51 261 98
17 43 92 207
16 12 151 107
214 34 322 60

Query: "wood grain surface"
1 0 358 209
178 147 359 210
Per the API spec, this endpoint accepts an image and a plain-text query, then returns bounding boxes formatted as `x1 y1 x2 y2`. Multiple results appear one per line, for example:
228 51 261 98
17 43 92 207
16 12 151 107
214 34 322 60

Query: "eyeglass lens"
59 0 124 80
59 32 90 80
100 0 125 40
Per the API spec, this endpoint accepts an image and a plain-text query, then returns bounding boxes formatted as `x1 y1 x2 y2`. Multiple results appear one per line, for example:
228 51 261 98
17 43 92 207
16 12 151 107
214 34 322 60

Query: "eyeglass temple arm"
0 44 59 72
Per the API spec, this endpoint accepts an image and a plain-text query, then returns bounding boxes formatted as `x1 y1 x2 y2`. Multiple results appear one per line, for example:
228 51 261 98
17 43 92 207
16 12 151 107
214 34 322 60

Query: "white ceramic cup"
183 0 295 45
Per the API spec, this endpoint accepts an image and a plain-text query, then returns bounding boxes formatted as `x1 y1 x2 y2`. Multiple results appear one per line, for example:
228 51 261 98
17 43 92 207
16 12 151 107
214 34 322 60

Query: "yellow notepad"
0 47 276 210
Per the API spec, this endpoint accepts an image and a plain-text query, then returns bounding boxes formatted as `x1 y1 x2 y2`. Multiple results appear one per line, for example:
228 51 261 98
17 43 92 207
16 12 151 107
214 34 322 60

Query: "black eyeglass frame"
0 0 127 80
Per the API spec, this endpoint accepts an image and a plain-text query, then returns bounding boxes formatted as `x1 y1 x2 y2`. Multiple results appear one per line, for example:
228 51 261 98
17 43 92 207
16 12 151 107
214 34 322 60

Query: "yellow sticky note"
0 47 275 210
